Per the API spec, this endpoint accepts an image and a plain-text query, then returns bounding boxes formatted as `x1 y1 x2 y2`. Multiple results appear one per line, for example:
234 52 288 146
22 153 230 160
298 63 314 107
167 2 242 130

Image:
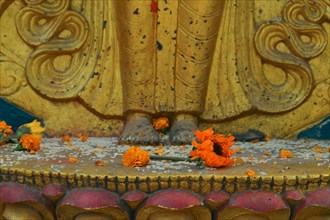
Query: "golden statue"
115 0 227 145
0 0 329 143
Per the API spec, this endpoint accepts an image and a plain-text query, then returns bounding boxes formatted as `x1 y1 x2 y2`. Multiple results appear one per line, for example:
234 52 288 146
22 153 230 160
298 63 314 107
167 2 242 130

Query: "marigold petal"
194 128 214 143
313 145 323 153
280 149 292 158
95 160 105 166
69 157 78 163
246 169 256 177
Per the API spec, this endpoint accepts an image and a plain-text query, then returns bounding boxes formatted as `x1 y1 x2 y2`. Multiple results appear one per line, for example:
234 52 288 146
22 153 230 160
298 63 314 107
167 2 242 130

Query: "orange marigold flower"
95 160 105 166
194 128 214 143
246 169 256 177
192 139 214 152
189 149 210 161
263 151 270 156
213 134 235 149
280 149 292 158
122 146 150 167
0 121 13 138
190 128 237 168
69 157 78 163
203 152 234 168
313 145 323 153
152 117 169 131
20 134 41 152
328 148 330 152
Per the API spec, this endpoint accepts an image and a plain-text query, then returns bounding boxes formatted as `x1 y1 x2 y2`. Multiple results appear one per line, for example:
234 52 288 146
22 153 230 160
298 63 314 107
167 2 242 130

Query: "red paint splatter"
150 0 158 13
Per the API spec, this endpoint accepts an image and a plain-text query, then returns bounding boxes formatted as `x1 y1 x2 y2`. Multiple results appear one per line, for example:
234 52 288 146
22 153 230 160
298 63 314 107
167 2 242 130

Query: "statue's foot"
170 114 198 145
118 113 160 145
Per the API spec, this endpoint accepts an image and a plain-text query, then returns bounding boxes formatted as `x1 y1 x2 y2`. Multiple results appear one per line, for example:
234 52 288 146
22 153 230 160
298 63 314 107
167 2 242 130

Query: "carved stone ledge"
1 183 329 220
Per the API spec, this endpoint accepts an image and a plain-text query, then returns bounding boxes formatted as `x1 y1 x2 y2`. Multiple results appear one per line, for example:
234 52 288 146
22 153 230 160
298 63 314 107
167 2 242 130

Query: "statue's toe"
169 120 197 145
118 118 160 145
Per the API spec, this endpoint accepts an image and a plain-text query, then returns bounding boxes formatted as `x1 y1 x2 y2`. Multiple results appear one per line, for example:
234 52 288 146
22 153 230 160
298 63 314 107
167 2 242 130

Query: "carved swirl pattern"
15 0 89 99
0 54 26 96
253 0 328 112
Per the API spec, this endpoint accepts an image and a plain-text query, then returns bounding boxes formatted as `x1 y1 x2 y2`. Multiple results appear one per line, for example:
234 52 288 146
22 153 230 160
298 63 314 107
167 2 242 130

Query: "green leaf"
16 126 31 139
0 132 4 142
13 143 24 152
160 128 169 134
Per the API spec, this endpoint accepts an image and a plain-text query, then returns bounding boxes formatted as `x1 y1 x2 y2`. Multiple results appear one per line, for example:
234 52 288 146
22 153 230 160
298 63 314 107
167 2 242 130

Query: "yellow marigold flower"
0 121 13 138
122 146 150 167
18 120 45 139
152 117 169 131
20 134 41 152
280 149 292 158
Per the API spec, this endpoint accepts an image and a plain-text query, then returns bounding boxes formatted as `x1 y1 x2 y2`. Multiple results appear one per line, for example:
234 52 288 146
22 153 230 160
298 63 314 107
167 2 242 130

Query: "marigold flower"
192 139 214 152
280 149 292 158
190 129 237 168
263 151 270 156
122 146 150 167
18 120 45 139
246 169 256 177
194 128 214 143
152 117 169 131
203 152 234 167
20 134 41 152
0 121 13 138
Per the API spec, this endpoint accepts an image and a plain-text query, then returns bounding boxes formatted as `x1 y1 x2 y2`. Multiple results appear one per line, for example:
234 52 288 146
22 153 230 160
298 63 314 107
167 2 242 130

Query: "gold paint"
56 206 129 220
308 174 321 183
285 176 297 186
217 206 290 220
0 0 328 138
3 204 43 220
320 174 330 183
137 206 211 220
